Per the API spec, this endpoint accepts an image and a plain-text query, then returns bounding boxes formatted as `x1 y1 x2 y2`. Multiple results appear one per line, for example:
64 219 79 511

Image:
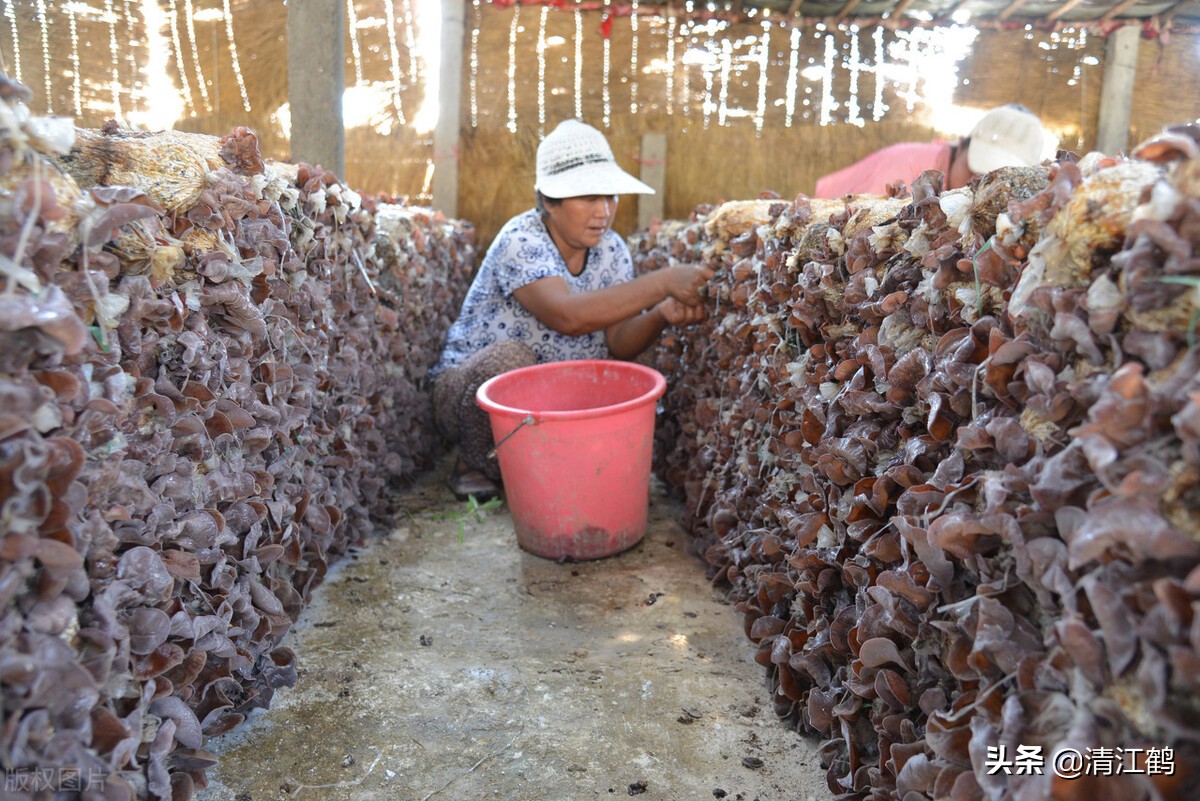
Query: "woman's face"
544 194 619 251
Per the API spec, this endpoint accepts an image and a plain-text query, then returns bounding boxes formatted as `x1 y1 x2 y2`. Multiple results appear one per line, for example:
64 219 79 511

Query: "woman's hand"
662 265 715 306
607 297 706 358
657 297 706 327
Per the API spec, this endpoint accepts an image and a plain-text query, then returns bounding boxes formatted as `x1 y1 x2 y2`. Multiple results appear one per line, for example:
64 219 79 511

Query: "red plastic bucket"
476 360 666 561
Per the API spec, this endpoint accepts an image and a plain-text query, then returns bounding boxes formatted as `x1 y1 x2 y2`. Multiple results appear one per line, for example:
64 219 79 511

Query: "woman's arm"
512 264 712 337
605 298 706 359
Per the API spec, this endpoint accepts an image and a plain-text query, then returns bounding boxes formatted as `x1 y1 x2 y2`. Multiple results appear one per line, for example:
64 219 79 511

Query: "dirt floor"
197 459 829 801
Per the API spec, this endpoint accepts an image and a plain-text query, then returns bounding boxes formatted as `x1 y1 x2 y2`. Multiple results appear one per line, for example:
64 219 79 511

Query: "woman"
814 104 1046 197
430 119 713 499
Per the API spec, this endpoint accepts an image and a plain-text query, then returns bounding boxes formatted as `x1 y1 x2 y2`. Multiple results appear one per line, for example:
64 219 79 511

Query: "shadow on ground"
198 458 827 801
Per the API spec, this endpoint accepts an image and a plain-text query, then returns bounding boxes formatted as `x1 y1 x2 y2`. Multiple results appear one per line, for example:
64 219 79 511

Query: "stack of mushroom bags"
0 73 473 800
634 126 1200 800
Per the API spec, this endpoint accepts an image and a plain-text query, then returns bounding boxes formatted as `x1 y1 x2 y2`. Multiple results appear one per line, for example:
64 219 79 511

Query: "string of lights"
847 25 863 127
37 0 52 113
717 37 731 126
820 31 834 126
105 0 122 118
537 4 548 136
574 4 583 119
665 13 676 115
183 0 211 111
122 0 139 113
401 0 419 85
347 0 364 86
506 3 520 133
222 0 251 112
469 0 481 127
602 0 612 127
384 0 407 124
168 0 195 112
754 22 768 134
872 25 886 121
629 0 639 114
4 3 21 83
785 24 800 127
67 2 81 116
680 12 691 118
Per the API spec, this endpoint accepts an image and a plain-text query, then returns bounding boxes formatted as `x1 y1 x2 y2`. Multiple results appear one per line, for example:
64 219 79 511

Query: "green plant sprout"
457 495 504 544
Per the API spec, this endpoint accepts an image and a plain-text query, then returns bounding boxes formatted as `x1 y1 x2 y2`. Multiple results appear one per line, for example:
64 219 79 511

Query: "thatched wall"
0 0 437 200
2 2 1198 249
458 8 1103 245
150 0 440 203
437 7 1199 247
1130 32 1200 144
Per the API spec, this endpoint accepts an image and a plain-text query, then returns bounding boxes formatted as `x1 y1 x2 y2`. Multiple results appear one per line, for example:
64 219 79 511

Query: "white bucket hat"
535 120 654 198
967 106 1047 174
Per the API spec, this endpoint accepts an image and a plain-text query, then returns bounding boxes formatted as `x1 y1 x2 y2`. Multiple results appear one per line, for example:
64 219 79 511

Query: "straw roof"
563 0 1200 28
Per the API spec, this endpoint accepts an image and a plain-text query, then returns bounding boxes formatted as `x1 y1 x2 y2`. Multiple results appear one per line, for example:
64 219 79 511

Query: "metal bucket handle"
487 414 537 459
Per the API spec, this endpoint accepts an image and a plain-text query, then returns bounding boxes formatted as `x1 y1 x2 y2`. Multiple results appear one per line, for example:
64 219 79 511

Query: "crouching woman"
429 119 712 499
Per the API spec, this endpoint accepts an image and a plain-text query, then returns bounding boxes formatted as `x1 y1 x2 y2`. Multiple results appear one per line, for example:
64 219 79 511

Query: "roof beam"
787 0 804 16
1101 0 1144 20
1161 0 1199 19
998 0 1034 21
890 0 917 18
835 0 863 21
1046 0 1086 20
936 0 970 21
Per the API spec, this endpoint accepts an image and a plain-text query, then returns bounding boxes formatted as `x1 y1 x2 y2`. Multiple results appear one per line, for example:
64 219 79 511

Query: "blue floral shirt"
430 209 634 376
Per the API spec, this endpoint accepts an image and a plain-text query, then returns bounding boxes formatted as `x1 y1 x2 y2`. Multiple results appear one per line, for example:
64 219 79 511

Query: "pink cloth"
814 141 952 198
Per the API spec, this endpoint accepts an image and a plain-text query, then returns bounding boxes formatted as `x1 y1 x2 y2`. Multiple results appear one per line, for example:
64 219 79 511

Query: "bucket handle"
487 414 537 459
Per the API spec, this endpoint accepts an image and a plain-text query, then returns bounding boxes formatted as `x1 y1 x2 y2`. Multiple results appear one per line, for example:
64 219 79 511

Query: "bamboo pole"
1102 0 1145 21
998 0 1034 22
1047 0 1086 21
836 0 863 22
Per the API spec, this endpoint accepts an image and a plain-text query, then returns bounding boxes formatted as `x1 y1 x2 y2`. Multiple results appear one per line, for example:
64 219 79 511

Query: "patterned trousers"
432 341 538 480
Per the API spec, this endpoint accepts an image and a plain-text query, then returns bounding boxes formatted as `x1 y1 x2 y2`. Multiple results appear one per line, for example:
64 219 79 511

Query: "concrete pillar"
1096 24 1140 156
432 0 466 217
637 133 667 229
287 0 345 177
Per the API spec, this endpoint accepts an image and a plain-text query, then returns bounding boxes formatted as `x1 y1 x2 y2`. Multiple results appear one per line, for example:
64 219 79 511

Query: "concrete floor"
198 460 828 801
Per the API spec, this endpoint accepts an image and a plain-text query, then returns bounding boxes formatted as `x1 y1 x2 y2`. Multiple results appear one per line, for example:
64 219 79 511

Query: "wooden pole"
1096 24 1140 155
935 0 970 22
638 133 666 230
287 0 344 177
890 0 917 19
997 0 1033 22
433 0 466 217
1046 0 1086 21
835 0 862 22
1101 0 1144 21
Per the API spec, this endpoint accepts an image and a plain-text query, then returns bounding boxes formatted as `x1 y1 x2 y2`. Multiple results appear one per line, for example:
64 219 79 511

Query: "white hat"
967 106 1046 174
535 120 654 198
